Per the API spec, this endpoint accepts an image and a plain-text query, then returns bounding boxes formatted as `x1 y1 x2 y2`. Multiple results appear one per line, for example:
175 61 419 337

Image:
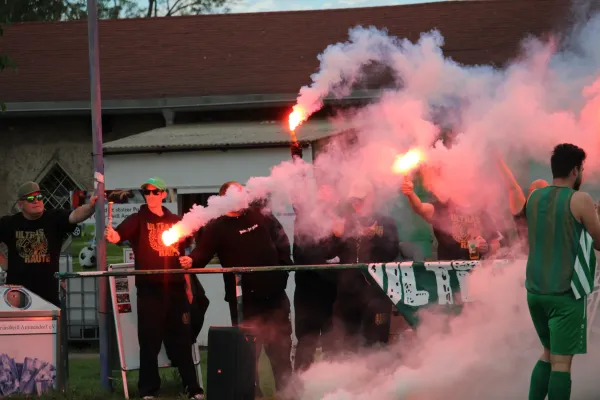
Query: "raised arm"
496 156 526 215
69 196 97 224
401 179 435 222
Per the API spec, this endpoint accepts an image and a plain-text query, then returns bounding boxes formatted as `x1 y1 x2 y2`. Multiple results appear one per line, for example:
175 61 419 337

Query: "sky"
226 0 444 13
133 0 446 14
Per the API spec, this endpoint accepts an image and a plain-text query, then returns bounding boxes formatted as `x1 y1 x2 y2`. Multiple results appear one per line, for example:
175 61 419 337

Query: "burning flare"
288 105 307 142
393 148 424 175
162 227 181 247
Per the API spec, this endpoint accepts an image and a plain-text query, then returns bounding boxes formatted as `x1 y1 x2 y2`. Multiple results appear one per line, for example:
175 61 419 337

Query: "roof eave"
103 141 314 156
1 90 383 117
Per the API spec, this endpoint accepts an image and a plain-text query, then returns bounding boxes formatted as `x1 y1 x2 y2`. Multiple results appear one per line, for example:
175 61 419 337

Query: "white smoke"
158 3 600 399
292 260 600 399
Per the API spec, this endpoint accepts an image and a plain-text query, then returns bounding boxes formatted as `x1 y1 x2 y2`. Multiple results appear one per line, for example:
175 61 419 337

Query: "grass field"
9 349 277 400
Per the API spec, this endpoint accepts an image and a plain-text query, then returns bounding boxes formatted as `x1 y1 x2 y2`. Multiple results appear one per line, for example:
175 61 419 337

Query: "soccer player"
525 144 600 400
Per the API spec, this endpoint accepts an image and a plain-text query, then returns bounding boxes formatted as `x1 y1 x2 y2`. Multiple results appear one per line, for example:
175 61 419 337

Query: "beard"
573 174 582 191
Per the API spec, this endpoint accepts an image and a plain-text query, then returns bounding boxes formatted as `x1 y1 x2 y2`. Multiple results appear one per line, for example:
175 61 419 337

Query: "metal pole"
86 0 112 391
235 273 243 325
59 281 69 393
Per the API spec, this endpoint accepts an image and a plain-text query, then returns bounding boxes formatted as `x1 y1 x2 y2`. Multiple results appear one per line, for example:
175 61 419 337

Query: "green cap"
141 177 166 191
17 181 41 199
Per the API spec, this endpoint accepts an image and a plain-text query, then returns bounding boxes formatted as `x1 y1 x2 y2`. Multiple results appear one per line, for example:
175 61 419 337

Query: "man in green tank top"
526 143 600 400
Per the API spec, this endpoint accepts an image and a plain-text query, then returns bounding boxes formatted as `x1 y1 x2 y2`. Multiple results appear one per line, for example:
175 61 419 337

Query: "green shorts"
527 291 587 355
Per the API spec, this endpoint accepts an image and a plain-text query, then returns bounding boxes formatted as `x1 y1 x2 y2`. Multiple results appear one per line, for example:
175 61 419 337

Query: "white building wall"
105 146 313 346
104 146 313 191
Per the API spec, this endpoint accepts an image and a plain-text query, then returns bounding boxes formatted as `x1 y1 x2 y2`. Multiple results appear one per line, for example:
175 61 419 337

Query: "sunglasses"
22 194 43 203
143 189 163 196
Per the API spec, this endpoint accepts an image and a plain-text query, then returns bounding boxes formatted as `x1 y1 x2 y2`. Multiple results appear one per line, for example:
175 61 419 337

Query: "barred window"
38 163 81 210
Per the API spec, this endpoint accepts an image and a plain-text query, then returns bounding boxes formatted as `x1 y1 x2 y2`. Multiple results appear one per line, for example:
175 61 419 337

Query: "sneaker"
142 396 155 400
189 394 205 399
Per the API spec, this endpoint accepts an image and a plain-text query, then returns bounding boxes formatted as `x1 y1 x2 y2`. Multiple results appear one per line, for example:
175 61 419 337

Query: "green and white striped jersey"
525 186 597 299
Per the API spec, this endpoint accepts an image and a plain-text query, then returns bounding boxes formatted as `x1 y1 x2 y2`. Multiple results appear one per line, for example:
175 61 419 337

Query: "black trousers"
293 279 337 372
333 281 392 351
228 292 293 393
137 286 201 397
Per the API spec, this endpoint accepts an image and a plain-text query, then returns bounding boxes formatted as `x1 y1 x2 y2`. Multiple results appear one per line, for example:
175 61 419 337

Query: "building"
0 0 571 215
0 0 574 342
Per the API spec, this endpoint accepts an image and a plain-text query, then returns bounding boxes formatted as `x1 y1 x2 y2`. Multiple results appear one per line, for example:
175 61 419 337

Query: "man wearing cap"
0 181 96 306
401 179 501 262
105 177 204 400
332 179 400 349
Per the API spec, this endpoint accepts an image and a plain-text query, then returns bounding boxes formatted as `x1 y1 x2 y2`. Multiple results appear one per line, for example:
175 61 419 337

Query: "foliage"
0 0 238 21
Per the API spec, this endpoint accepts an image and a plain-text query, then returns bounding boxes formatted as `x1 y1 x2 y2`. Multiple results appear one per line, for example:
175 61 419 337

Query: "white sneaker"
189 394 205 399
142 397 154 400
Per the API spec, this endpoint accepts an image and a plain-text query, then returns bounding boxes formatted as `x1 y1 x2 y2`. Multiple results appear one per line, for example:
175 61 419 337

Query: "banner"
367 260 600 330
367 260 491 326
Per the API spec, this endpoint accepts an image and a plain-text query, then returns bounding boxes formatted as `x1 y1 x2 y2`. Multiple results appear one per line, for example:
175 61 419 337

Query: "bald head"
528 179 549 196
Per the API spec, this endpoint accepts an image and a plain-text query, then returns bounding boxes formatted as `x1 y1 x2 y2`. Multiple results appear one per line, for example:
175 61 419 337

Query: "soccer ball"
79 246 97 269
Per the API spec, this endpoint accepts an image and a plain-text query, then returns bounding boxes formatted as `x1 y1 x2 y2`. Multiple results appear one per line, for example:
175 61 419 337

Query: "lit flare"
162 227 181 247
288 105 307 141
393 148 424 175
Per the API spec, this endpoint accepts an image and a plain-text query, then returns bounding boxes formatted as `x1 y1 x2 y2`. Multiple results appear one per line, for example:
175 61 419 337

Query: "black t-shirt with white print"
0 210 76 306
430 200 499 261
190 206 292 303
116 205 186 289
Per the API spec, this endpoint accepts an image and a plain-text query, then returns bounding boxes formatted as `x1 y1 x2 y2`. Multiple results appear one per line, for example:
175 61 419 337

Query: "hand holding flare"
394 148 424 196
393 148 423 177
107 201 114 227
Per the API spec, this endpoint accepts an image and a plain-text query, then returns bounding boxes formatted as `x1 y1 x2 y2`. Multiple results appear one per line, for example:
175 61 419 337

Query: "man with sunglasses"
0 181 96 306
105 177 204 400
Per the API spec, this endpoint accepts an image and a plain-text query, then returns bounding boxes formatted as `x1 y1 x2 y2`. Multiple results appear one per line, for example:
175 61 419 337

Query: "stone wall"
0 113 164 215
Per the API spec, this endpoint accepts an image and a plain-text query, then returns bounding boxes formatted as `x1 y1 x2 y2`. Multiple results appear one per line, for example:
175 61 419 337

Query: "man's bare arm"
401 180 435 222
69 196 97 224
406 193 435 222
0 253 6 271
497 156 526 215
572 192 600 251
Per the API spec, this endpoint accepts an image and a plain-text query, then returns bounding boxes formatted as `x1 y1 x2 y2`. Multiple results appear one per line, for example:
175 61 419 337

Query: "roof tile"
0 0 570 103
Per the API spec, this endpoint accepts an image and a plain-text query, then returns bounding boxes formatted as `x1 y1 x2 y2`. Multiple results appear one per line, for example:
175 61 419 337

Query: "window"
179 192 218 215
38 163 82 210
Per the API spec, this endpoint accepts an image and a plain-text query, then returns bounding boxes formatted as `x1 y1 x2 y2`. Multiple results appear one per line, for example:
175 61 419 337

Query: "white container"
0 285 63 397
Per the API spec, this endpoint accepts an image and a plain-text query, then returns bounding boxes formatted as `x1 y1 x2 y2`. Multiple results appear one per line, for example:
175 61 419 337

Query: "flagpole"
86 0 112 391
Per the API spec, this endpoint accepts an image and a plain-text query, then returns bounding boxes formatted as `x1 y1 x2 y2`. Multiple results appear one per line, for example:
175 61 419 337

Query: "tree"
64 0 142 19
144 0 239 17
0 0 142 22
0 0 65 22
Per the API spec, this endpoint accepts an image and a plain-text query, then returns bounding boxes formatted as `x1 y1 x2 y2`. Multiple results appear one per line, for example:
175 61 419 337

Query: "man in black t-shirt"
401 179 500 261
0 181 96 306
179 181 293 397
331 180 400 349
106 177 204 400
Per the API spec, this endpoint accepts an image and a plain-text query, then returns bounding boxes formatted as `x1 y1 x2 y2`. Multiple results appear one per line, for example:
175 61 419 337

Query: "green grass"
9 349 277 399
